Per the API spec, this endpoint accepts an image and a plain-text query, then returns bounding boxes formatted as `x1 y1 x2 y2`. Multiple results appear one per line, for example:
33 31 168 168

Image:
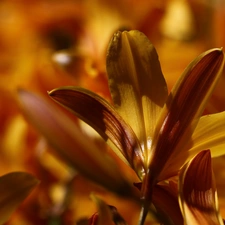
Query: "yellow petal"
179 150 223 225
107 30 168 163
190 112 225 157
49 86 145 178
18 90 133 196
0 172 38 225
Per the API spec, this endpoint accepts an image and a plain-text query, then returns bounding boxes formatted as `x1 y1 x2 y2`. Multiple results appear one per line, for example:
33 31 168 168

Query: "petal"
138 181 183 225
18 89 134 196
140 48 224 224
190 112 225 157
155 112 225 180
48 86 145 178
107 30 168 163
179 150 223 225
152 183 183 225
0 172 38 224
149 48 224 181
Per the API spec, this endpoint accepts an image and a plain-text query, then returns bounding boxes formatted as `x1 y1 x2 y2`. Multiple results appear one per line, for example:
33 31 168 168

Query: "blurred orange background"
0 0 225 224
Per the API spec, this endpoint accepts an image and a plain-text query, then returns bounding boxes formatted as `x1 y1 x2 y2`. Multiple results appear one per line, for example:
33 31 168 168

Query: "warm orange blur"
0 0 225 224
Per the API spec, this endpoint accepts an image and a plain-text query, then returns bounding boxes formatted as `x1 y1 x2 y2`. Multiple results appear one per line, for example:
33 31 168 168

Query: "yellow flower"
18 30 225 224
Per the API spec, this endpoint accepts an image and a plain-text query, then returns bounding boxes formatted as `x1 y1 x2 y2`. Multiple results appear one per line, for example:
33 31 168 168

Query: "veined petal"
18 89 134 196
179 150 223 225
48 86 145 178
139 181 183 225
0 172 39 225
152 183 183 225
149 48 224 181
107 30 168 163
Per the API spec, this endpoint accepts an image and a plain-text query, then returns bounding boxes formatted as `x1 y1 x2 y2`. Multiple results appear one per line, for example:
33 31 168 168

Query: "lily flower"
18 30 225 224
179 150 224 225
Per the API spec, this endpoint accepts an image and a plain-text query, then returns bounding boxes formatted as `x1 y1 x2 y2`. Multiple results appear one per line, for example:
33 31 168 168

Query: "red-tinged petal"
0 172 39 224
179 150 223 225
149 48 224 181
18 89 134 196
152 183 183 225
48 86 145 178
138 182 183 225
107 30 168 164
140 48 224 225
